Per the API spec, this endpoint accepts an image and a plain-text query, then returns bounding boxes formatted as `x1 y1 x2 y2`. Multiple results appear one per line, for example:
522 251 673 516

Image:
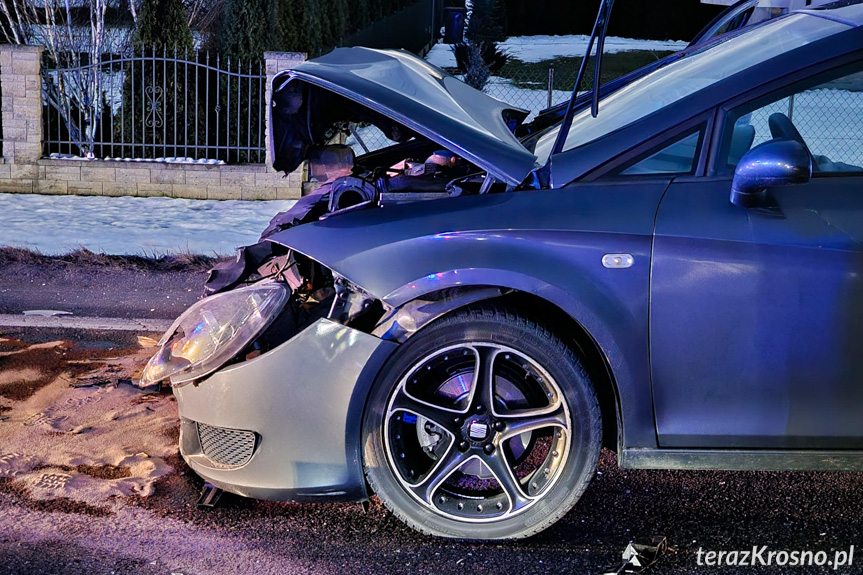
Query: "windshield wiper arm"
591 0 615 118
550 0 616 156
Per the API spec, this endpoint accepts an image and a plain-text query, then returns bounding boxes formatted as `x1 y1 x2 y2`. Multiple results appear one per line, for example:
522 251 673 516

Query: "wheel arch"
369 284 623 453
494 291 621 453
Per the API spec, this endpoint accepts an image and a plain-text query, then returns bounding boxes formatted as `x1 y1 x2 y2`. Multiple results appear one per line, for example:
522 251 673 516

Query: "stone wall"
0 45 306 201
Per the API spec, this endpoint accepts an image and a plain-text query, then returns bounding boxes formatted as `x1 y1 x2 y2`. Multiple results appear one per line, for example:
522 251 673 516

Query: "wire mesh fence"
746 87 863 169
485 67 577 117
345 123 395 156
41 47 267 164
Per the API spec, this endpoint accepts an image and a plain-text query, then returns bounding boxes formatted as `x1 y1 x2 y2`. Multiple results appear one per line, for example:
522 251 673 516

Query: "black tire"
362 305 602 539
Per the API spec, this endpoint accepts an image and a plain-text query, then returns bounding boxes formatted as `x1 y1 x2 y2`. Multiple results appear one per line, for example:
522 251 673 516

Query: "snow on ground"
49 153 226 165
425 35 687 68
500 35 686 63
0 194 296 256
0 342 176 508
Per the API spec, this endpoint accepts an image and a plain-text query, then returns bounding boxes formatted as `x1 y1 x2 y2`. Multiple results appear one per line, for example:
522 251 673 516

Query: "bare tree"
126 0 224 33
0 0 130 157
185 0 225 32
0 0 221 157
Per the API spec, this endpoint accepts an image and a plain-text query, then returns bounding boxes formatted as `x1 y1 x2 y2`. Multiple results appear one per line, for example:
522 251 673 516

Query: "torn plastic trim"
290 247 511 344
266 240 377 302
328 273 389 328
602 537 671 575
371 286 507 343
318 269 510 344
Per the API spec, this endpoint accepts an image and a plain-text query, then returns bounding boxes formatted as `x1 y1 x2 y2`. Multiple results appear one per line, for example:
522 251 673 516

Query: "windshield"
534 13 849 164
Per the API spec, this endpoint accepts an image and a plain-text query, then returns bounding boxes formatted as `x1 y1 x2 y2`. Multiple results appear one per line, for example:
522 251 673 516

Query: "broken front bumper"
173 318 397 502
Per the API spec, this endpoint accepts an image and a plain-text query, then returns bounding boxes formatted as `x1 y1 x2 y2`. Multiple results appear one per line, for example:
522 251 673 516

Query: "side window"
711 8 755 38
720 64 863 175
615 129 703 177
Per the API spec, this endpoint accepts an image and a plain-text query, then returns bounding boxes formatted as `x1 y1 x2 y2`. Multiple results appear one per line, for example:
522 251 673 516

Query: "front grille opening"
196 422 258 469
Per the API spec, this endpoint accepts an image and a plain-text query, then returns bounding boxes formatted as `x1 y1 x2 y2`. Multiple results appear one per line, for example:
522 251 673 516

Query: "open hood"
274 47 538 187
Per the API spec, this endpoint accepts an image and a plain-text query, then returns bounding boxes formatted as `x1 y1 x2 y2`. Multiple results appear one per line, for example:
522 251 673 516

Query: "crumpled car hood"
276 47 538 186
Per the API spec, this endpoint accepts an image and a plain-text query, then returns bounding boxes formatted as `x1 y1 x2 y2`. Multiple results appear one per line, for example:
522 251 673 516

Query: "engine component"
426 150 458 167
405 160 427 176
308 145 355 183
328 176 378 212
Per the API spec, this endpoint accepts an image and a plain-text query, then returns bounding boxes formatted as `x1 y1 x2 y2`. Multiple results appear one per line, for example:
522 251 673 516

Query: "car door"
651 63 863 450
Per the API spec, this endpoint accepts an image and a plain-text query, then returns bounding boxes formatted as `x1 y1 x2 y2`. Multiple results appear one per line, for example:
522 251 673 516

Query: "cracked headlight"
139 282 289 388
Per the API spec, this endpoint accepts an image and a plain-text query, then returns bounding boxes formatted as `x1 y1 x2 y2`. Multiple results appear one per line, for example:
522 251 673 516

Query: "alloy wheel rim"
383 342 572 523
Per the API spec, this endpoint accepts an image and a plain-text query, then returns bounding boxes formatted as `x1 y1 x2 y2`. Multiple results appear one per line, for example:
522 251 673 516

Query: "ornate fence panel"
42 47 267 164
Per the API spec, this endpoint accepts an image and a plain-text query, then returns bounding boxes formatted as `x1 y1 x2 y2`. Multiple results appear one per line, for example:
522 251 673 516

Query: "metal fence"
485 67 576 117
746 88 863 168
42 47 267 164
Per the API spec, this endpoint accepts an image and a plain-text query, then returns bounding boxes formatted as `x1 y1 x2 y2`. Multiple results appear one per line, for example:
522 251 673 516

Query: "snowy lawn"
425 35 687 68
0 194 296 256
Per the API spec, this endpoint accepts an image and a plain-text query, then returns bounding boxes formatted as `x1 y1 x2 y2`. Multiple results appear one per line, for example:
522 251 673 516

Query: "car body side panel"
174 319 397 502
268 182 671 449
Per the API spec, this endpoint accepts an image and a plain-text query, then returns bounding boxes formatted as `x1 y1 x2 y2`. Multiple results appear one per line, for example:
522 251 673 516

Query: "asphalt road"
0 261 205 319
2 264 863 575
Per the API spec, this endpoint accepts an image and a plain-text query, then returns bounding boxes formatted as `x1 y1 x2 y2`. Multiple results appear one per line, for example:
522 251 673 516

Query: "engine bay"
270 78 509 218
312 146 482 214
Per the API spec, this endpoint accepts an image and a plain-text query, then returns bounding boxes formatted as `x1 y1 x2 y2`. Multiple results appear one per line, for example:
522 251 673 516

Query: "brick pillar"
0 44 44 164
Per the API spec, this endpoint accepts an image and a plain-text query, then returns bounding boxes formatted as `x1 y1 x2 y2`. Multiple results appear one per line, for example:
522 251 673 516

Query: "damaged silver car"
142 0 863 540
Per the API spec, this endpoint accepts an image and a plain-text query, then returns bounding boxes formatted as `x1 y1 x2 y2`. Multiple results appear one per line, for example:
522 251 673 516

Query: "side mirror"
730 139 812 208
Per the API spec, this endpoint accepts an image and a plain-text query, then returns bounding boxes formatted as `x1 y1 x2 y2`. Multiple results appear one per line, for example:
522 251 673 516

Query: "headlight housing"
139 281 289 387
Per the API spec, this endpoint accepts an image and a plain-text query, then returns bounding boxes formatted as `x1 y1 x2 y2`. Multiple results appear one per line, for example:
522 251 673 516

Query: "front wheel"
362 305 602 539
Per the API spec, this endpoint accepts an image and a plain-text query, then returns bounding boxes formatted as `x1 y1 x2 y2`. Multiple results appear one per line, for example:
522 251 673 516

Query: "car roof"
806 0 863 25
